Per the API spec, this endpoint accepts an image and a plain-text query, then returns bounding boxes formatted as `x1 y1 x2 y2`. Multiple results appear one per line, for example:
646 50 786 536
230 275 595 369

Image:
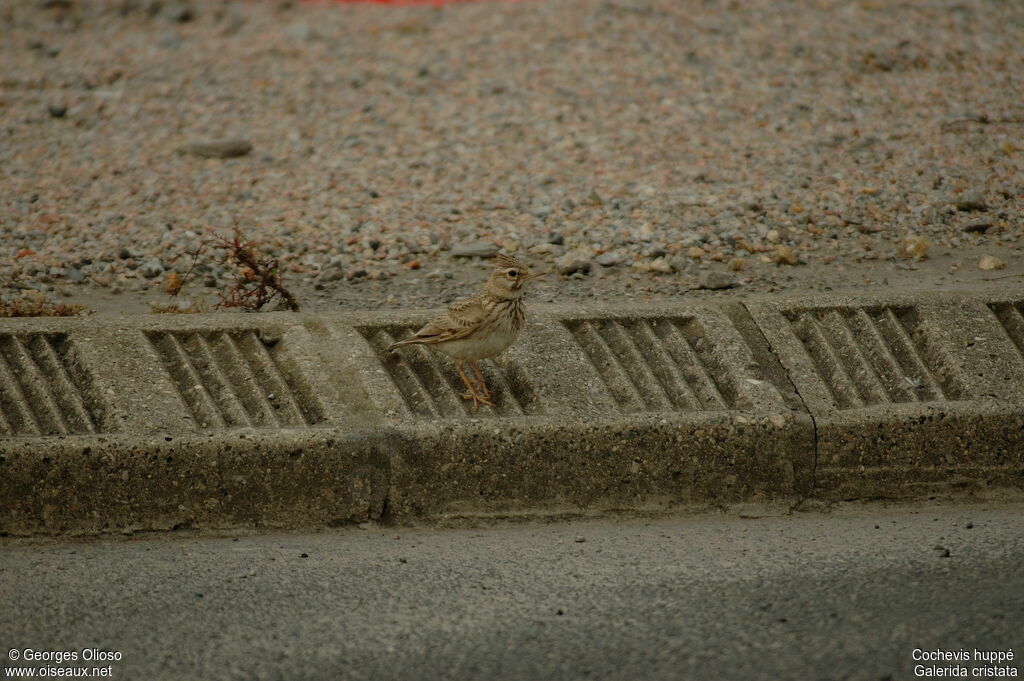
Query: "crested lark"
387 254 547 411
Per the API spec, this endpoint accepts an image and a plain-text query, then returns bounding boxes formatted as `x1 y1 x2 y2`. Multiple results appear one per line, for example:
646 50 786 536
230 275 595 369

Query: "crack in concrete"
737 302 819 495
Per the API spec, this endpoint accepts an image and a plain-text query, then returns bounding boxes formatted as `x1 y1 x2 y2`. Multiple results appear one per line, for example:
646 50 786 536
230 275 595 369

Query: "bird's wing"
407 294 489 344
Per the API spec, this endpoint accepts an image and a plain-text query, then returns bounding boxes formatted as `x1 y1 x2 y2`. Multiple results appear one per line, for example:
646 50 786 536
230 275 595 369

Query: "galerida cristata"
387 254 547 411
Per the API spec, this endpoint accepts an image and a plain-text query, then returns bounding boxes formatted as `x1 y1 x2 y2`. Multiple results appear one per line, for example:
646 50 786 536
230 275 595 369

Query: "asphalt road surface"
1 504 1022 681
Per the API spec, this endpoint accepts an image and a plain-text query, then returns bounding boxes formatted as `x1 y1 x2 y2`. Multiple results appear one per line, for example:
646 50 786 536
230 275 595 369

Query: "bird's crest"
493 253 527 270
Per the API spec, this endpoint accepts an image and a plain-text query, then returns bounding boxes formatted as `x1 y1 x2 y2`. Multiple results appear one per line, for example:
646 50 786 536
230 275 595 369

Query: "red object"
303 0 483 4
303 0 485 4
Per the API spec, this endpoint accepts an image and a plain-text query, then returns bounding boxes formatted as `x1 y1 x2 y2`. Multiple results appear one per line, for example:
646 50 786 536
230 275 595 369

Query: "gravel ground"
1 0 1022 315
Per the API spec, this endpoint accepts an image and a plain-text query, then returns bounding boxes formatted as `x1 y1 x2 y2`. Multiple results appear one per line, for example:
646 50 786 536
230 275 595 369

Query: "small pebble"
140 261 164 279
179 139 253 159
698 271 737 290
556 252 592 276
897 236 929 261
315 262 346 283
163 272 182 294
955 190 987 212
450 241 499 258
773 245 799 266
977 255 1005 271
648 257 674 274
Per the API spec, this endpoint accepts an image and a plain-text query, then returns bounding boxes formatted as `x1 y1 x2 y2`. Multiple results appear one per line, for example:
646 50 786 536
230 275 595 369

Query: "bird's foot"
460 390 495 411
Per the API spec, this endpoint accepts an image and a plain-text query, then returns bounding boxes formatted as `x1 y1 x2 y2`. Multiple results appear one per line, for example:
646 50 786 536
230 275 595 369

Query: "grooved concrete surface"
1 286 1023 534
1 504 1022 681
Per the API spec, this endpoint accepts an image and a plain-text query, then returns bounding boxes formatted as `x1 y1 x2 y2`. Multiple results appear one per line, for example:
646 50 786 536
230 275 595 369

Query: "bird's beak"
524 270 550 281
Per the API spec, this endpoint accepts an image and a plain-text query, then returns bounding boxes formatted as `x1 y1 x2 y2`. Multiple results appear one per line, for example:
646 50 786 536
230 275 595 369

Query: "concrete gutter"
1 286 1022 535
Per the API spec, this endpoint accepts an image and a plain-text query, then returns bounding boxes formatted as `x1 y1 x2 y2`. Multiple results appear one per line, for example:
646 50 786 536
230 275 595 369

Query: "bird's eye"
507 270 518 278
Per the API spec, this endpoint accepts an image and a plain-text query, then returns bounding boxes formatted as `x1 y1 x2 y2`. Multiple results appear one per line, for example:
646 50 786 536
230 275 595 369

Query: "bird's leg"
469 361 492 398
455 360 475 398
455 361 493 411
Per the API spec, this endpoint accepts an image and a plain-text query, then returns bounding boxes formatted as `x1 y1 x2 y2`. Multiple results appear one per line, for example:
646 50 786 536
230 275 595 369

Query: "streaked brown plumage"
387 254 546 410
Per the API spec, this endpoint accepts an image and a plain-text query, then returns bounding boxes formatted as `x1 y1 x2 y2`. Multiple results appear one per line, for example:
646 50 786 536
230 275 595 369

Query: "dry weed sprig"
171 226 300 312
0 297 92 317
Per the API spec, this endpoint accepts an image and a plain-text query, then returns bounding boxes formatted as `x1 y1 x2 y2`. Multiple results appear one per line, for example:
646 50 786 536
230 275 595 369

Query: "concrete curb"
747 290 1024 498
1 286 1021 535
